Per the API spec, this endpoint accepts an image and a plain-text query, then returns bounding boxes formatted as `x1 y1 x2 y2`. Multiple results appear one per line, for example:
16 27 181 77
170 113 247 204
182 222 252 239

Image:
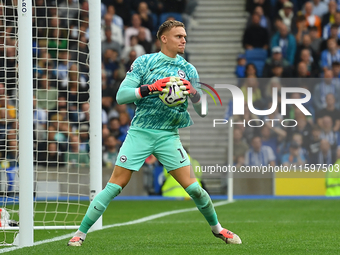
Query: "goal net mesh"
0 0 92 245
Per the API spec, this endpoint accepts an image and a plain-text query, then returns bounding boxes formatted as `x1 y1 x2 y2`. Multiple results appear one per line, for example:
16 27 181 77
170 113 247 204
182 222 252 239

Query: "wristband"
190 90 201 103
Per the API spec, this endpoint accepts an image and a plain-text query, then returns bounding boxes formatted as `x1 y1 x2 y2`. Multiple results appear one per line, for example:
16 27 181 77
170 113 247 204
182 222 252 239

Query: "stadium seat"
245 49 268 77
159 12 183 26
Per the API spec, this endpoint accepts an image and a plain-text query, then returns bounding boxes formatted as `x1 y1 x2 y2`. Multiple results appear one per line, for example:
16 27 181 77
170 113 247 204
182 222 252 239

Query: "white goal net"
0 0 101 245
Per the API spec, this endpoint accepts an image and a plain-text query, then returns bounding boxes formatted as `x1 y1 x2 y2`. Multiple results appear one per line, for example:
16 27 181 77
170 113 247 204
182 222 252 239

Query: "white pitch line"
0 200 234 254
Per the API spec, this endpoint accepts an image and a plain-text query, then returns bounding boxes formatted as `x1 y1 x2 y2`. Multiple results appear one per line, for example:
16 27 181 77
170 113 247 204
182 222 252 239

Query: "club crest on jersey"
120 155 127 163
178 70 185 79
127 64 133 73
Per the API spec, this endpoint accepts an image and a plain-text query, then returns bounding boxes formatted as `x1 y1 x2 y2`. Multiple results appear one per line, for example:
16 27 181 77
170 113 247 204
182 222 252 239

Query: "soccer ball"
159 77 187 107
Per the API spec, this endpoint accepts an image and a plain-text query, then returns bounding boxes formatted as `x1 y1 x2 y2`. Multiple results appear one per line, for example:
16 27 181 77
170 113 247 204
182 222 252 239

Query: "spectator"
270 61 292 78
35 51 56 79
323 12 340 40
260 124 280 163
79 124 90 153
64 135 89 168
106 5 124 32
47 142 63 167
271 24 297 65
264 77 282 103
308 125 322 157
48 114 69 152
245 63 258 78
225 128 248 167
47 28 68 59
244 136 276 166
102 108 109 129
118 112 130 138
309 26 323 54
273 0 289 16
305 1 322 37
79 102 90 124
320 38 340 70
296 48 320 77
295 61 310 78
332 61 340 78
247 6 271 35
137 2 154 33
240 76 264 109
101 71 116 112
108 103 135 121
310 139 334 164
124 14 152 47
103 135 119 168
277 1 297 33
235 54 247 78
56 51 70 84
320 116 339 150
103 49 120 87
101 27 122 57
101 13 123 46
316 93 340 132
6 140 18 169
320 24 340 52
62 64 89 119
322 0 338 28
282 141 306 167
38 142 63 168
33 95 48 141
246 0 271 17
295 14 309 44
152 37 162 53
314 69 340 110
262 46 292 77
122 35 146 62
288 107 313 149
138 27 152 54
233 104 261 144
311 0 329 18
242 13 269 50
125 50 137 72
295 34 318 64
58 0 80 28
35 74 58 111
263 101 287 143
70 34 89 74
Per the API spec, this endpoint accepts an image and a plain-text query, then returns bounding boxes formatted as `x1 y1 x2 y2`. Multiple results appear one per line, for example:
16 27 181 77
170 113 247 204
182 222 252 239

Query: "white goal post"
15 0 103 247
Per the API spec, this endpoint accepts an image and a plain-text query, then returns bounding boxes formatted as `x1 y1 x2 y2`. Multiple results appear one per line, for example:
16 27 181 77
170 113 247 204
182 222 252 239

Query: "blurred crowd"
0 0 196 169
231 0 340 168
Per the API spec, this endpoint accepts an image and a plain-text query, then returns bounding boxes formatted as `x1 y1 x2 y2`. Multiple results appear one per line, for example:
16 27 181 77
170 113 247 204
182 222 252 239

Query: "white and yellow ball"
159 77 187 107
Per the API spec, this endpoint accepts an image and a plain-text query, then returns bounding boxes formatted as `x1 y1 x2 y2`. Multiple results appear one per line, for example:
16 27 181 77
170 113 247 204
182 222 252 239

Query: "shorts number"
177 148 185 159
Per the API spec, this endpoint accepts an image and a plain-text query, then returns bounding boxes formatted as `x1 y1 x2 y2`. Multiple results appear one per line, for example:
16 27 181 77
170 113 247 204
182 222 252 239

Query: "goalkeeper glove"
179 78 201 103
138 77 171 97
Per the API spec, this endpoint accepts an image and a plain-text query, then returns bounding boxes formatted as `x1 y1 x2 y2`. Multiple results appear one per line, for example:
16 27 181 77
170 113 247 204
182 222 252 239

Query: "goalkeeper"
68 20 241 246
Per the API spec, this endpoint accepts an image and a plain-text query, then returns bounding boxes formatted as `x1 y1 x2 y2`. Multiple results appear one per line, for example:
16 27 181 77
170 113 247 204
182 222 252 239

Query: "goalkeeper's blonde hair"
157 20 185 40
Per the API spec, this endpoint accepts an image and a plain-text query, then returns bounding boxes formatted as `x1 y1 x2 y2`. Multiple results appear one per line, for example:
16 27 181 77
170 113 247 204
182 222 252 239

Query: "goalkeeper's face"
163 27 187 55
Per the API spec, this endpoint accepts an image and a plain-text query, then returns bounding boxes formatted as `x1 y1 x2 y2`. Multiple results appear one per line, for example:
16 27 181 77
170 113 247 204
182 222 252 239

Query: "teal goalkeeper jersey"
124 51 202 130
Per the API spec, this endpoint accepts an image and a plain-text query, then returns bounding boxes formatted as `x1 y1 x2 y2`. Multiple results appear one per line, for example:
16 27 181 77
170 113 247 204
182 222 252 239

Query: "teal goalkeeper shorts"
115 126 190 172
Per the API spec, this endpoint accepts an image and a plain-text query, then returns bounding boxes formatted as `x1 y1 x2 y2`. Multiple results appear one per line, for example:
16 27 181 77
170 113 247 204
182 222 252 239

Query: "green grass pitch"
1 199 339 254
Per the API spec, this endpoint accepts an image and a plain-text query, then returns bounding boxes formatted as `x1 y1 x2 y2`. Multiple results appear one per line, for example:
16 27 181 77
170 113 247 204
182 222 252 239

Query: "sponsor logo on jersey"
120 155 127 163
178 70 185 79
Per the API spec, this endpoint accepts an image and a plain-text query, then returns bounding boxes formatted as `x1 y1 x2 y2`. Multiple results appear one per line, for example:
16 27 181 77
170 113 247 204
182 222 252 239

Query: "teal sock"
185 182 218 226
79 183 122 234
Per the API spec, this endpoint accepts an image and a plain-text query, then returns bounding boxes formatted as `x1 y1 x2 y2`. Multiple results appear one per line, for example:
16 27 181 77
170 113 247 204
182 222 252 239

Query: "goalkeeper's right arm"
116 77 170 105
